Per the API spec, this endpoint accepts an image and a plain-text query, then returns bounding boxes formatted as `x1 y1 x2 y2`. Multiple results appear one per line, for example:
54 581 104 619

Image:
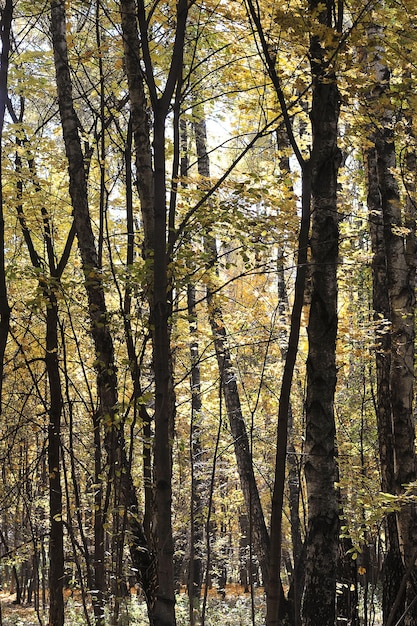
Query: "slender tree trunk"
364 23 417 623
276 248 305 626
14 120 68 626
193 116 275 603
366 138 405 623
50 3 154 623
120 2 188 622
0 0 12 412
46 294 65 626
187 280 204 605
181 119 204 621
302 1 341 623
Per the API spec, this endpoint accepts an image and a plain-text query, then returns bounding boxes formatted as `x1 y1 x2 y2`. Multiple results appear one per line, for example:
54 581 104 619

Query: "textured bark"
365 23 417 624
187 280 204 613
50 3 154 622
367 24 417 625
119 0 154 253
302 1 341 623
366 143 404 621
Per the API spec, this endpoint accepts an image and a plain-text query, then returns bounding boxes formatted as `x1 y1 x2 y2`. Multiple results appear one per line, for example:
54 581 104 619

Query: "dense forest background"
0 0 416 624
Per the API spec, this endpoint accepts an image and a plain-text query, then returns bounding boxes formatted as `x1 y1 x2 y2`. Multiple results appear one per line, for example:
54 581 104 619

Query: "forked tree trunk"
302 1 342 623
120 2 189 624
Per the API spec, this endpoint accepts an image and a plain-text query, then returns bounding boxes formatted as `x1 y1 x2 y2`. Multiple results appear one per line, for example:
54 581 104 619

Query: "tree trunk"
193 116 274 600
120 2 189 622
276 248 305 626
369 24 417 622
302 1 341 623
13 123 68 626
366 136 405 623
46 295 65 626
0 0 12 412
181 119 204 621
50 3 155 622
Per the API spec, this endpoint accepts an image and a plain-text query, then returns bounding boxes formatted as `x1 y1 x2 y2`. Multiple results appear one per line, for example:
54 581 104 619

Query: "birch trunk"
365 23 417 623
366 140 404 622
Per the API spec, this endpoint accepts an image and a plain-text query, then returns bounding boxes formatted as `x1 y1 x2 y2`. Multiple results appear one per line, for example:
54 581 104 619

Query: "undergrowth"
0 591 266 625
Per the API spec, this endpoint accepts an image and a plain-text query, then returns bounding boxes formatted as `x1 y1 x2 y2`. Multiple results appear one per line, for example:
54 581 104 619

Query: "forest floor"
0 586 267 625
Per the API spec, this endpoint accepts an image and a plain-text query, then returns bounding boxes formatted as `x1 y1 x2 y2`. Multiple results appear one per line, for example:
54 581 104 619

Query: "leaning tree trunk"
302 1 342 623
50 3 154 623
193 115 276 602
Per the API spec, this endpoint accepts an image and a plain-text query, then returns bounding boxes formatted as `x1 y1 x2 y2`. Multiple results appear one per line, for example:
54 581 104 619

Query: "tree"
0 0 12 410
363 17 417 623
50 2 153 623
120 0 189 623
302 1 342 621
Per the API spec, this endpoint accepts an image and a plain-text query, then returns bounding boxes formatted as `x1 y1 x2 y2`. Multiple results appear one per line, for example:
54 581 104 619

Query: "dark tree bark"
46 292 65 626
242 4 313 622
120 1 189 624
50 3 154 623
0 0 12 412
302 1 342 623
276 248 305 626
13 118 71 626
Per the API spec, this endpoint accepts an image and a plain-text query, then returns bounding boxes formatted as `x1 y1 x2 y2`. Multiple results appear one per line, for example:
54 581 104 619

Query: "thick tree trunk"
151 105 177 626
302 2 341 623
